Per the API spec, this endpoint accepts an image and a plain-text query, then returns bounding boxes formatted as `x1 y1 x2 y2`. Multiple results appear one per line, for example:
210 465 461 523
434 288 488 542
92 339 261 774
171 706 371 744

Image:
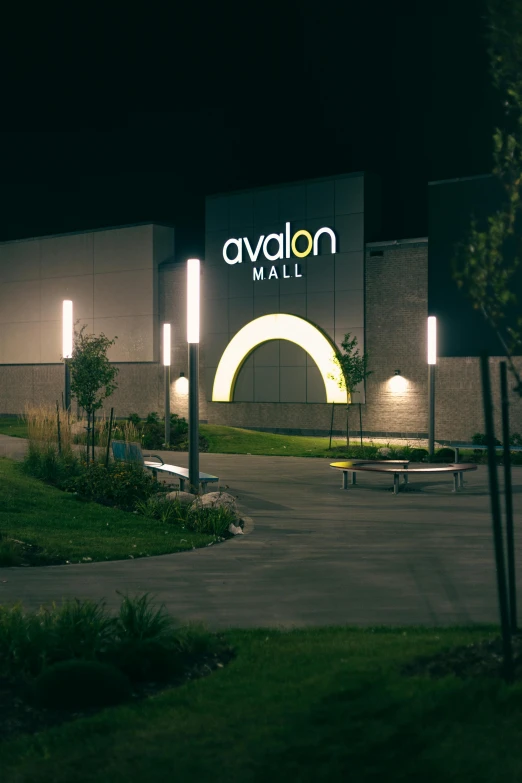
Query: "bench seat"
111 440 218 493
143 460 218 492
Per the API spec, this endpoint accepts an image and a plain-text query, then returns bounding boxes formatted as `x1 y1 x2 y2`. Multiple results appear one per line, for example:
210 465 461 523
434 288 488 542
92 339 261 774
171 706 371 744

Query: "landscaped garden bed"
0 459 238 567
2 625 522 782
0 595 233 743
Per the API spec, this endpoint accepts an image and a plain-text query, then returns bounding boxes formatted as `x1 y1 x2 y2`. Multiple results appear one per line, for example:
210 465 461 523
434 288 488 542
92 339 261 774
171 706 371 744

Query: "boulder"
228 523 244 536
377 447 392 458
166 490 197 506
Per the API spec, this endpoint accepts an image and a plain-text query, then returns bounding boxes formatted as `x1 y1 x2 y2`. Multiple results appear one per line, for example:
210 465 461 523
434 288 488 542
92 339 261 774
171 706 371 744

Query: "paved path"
0 434 518 628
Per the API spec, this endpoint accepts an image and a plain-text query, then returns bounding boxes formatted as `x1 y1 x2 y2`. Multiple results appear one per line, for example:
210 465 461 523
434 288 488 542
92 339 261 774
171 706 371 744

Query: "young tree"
454 0 522 394
333 333 371 446
68 326 119 462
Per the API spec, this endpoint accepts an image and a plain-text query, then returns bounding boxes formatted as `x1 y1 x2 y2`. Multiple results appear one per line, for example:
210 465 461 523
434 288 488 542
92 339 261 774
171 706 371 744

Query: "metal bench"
438 442 522 464
111 440 219 493
330 460 477 495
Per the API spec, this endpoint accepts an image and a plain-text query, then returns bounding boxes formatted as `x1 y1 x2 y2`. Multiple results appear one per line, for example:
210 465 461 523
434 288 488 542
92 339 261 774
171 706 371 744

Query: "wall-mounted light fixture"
389 369 408 394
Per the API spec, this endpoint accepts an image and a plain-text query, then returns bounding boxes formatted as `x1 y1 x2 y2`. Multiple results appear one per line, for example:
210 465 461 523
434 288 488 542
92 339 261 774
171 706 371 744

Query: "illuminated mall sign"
223 222 337 281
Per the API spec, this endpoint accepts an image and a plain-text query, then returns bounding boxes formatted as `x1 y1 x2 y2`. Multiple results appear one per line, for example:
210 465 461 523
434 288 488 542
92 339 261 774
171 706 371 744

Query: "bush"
22 443 81 488
64 461 157 510
0 599 112 679
471 432 501 446
510 432 522 446
126 411 209 452
135 496 235 539
0 595 227 685
107 594 183 682
408 448 428 462
32 659 131 709
432 447 457 463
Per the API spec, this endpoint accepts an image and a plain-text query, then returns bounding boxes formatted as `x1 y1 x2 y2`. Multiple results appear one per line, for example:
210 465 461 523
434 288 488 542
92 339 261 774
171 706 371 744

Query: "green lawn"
0 459 222 566
0 416 28 438
2 626 521 782
200 423 354 456
0 416 483 460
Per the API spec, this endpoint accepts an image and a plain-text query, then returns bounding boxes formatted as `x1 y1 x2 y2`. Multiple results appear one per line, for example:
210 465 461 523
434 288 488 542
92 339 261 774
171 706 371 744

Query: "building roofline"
0 221 175 246
428 173 492 186
366 237 428 248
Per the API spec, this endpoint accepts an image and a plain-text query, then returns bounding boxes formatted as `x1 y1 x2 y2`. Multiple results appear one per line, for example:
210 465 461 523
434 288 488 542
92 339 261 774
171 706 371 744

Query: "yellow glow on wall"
212 314 348 404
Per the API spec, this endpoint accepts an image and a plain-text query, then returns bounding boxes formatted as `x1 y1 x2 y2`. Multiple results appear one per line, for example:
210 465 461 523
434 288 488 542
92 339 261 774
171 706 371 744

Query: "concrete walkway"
0 434 519 628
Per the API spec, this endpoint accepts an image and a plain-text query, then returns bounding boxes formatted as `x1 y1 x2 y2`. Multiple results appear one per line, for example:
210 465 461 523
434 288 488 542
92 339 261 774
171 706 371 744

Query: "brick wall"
3 246 522 443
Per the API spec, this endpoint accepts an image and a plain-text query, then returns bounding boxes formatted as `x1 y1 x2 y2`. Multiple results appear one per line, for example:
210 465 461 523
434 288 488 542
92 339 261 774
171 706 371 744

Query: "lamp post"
62 300 73 412
187 259 200 493
163 323 171 446
427 316 437 456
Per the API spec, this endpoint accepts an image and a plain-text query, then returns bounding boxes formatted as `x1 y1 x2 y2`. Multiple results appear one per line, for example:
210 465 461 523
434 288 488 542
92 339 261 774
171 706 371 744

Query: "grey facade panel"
204 173 370 405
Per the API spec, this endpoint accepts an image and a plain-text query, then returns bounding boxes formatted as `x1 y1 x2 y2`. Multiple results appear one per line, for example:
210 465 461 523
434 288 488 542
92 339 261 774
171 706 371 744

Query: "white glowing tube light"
427 316 437 365
212 314 347 404
62 300 73 359
187 258 200 343
163 323 171 366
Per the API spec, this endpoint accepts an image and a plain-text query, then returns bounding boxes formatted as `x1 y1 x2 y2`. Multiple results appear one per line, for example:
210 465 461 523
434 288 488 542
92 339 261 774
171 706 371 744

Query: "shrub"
64 461 157 510
432 447 457 463
135 495 183 524
135 496 235 538
22 443 81 487
0 599 112 678
107 594 182 681
510 432 522 446
0 537 24 567
408 448 428 462
0 595 228 688
32 659 131 709
471 432 501 446
186 505 236 537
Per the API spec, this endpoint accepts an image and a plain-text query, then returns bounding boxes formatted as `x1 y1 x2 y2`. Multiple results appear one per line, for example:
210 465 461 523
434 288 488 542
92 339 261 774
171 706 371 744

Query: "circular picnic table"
330 460 478 494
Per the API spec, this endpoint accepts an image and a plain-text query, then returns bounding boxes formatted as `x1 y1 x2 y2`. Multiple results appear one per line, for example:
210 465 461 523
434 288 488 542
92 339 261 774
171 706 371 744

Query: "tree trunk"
328 403 335 450
92 413 96 463
359 403 363 447
346 406 350 447
86 411 90 464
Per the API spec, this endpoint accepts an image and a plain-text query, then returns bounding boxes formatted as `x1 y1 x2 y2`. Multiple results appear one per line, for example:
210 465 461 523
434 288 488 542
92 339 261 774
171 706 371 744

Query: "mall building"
0 171 520 443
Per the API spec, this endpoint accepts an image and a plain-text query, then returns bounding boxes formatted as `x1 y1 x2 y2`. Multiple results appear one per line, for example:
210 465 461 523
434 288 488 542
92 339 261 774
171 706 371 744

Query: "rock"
377 447 392 457
166 490 197 506
191 491 239 519
228 523 244 536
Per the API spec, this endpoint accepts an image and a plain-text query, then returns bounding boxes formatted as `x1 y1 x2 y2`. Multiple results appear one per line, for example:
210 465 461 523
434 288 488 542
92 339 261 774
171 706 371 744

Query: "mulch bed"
402 635 522 680
0 643 235 743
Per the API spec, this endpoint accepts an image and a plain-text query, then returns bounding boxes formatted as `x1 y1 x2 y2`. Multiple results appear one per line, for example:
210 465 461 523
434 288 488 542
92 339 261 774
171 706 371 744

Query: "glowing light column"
187 259 200 493
62 300 73 412
163 324 171 446
427 316 437 456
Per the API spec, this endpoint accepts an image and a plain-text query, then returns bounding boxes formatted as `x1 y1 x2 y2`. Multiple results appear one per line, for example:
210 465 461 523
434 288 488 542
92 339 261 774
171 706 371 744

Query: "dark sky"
0 0 497 259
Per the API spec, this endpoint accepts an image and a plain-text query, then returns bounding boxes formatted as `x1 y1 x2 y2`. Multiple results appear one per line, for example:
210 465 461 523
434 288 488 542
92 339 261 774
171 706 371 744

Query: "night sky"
0 0 497 259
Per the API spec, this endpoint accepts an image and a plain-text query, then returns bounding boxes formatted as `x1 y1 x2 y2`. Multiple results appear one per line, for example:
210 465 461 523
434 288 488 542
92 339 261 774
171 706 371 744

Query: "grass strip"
0 459 223 566
2 626 522 782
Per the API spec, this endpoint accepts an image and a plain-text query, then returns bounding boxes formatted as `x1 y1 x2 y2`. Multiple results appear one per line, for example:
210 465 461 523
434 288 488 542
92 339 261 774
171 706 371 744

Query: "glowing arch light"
212 314 348 404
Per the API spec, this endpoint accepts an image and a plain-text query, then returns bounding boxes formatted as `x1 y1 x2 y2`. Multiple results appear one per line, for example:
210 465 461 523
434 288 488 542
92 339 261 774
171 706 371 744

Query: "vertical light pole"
187 259 200 493
62 300 73 412
427 315 437 457
163 323 171 446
